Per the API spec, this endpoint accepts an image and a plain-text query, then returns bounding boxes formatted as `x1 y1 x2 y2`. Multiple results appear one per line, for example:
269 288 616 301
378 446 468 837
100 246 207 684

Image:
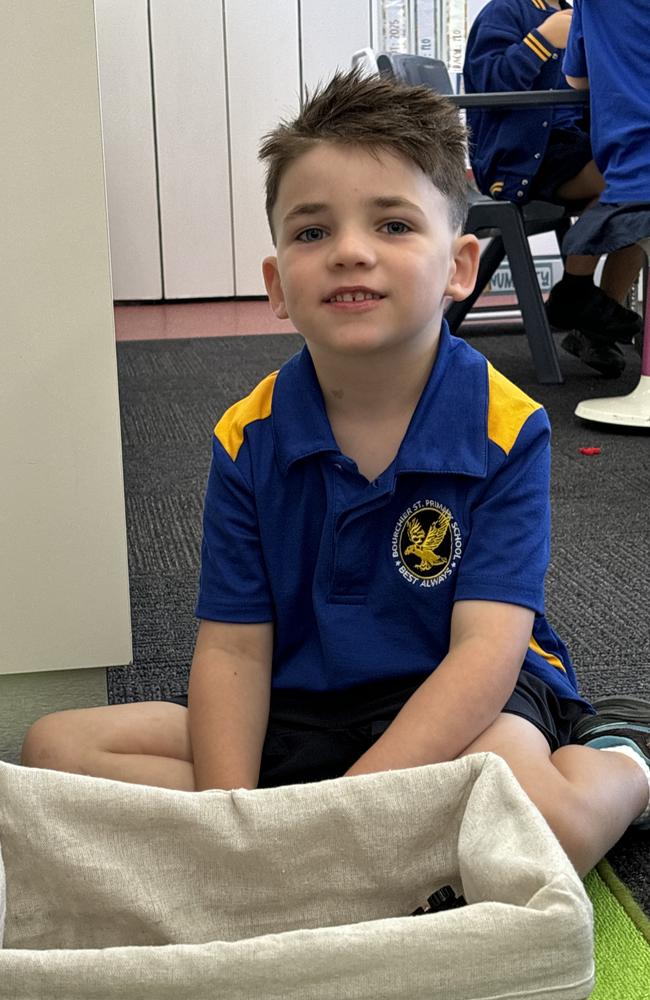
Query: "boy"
560 0 649 322
22 71 650 877
463 0 642 377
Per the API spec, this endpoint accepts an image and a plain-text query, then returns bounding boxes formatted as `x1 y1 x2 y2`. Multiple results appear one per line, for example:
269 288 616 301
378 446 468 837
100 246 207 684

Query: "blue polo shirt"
197 323 588 709
563 0 650 203
464 0 583 202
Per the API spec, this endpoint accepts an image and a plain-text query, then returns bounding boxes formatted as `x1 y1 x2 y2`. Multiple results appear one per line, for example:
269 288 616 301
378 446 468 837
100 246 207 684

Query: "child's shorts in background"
166 671 587 787
527 128 593 203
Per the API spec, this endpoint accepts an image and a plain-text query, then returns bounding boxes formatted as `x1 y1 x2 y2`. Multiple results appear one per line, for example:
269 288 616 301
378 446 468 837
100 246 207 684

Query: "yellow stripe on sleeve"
214 370 278 460
524 33 551 60
489 181 504 195
529 636 567 673
487 362 542 456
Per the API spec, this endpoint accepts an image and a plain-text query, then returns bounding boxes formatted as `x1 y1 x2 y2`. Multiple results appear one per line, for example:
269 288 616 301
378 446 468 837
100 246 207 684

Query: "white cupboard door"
150 0 234 299
225 0 300 296
95 0 162 300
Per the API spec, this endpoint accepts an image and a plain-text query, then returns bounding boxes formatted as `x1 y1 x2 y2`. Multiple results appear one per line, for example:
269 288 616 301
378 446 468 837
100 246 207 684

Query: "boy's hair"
259 68 468 243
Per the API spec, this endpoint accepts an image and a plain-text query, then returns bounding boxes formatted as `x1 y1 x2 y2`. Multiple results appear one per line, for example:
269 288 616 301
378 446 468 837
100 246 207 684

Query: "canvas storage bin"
0 753 594 999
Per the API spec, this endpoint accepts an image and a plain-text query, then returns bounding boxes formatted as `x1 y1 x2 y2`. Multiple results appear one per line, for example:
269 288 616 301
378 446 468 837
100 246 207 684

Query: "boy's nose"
328 231 376 268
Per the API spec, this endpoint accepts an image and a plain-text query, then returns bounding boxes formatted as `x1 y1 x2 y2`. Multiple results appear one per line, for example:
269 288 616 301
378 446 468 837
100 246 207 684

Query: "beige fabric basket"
0 753 594 999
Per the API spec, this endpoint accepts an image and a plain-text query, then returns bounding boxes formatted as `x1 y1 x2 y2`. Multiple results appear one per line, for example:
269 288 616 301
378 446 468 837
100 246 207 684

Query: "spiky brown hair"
259 68 468 243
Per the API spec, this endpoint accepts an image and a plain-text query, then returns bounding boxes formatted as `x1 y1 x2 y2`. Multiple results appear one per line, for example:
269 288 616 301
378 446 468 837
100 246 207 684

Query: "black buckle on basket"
410 884 467 916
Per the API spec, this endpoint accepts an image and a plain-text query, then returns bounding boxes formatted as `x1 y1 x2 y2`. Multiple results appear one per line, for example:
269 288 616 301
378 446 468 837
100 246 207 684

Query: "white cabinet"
1 0 132 674
225 0 300 295
301 0 373 94
95 0 374 300
95 0 162 300
150 0 233 298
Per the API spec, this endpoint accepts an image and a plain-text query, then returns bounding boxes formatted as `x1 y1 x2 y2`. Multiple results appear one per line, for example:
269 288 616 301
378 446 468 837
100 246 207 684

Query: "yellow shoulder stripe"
487 362 542 455
214 370 278 460
529 636 567 674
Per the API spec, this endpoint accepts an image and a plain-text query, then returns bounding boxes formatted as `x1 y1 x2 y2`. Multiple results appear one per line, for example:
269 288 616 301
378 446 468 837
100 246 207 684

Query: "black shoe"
561 330 626 378
547 285 642 343
578 696 650 730
634 331 644 357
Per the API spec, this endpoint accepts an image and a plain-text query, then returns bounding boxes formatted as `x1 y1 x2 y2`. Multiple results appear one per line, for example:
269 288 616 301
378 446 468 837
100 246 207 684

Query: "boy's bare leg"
20 703 195 791
556 162 644 300
459 713 648 876
600 243 645 304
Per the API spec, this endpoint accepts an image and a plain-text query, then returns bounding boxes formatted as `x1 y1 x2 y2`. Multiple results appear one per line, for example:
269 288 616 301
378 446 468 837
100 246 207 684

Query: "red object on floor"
579 447 601 456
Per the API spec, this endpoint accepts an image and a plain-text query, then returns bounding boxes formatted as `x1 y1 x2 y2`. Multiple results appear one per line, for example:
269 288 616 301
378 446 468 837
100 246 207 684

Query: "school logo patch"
392 500 462 588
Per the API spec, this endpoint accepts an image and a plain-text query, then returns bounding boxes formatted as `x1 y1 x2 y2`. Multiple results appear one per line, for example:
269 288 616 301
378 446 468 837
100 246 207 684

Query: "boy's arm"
344 599 533 777
464 9 570 94
563 0 588 90
188 618 273 791
565 76 589 90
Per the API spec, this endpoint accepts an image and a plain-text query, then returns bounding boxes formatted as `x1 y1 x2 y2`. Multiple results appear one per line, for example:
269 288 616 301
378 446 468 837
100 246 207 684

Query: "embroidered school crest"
392 501 462 588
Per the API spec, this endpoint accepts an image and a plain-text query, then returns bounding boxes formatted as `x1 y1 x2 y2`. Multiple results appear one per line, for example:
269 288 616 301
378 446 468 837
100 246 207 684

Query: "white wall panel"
300 0 372 93
225 0 300 295
150 0 234 299
1 0 132 673
95 0 161 300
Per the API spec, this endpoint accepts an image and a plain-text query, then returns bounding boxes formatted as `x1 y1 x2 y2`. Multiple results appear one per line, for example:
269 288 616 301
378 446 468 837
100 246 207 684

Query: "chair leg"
500 208 564 384
445 236 505 332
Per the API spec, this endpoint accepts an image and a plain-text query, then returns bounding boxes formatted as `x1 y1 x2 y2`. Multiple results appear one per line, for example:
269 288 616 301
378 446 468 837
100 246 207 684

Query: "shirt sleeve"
464 7 562 94
195 435 274 623
453 407 551 614
563 0 587 79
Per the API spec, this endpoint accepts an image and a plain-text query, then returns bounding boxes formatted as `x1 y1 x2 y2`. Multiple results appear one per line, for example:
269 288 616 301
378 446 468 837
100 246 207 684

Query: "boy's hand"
343 600 534 777
537 9 573 49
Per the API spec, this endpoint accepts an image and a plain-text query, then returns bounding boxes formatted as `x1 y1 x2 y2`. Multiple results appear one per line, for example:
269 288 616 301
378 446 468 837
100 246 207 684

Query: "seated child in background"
561 0 649 351
463 0 642 378
21 70 650 878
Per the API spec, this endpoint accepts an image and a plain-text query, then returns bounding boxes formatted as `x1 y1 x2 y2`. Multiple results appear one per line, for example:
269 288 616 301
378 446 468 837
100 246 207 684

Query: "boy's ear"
444 234 481 302
262 256 289 320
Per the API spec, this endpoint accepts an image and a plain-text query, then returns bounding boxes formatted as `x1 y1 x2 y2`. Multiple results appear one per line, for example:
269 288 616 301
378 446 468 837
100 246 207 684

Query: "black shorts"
167 671 588 788
562 201 650 256
527 128 594 204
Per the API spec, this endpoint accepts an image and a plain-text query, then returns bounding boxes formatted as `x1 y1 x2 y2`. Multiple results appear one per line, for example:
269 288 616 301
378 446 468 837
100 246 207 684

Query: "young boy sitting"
21 70 650 878
463 0 642 378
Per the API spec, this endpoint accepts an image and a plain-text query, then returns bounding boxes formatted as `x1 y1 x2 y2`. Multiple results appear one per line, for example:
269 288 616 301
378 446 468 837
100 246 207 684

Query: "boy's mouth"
324 286 385 304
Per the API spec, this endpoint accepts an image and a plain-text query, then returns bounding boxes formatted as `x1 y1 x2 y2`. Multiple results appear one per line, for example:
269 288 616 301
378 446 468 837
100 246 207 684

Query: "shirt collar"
272 322 489 479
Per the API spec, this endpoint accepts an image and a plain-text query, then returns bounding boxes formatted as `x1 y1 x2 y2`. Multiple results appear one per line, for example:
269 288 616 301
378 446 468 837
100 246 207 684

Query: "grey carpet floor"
112 327 649 909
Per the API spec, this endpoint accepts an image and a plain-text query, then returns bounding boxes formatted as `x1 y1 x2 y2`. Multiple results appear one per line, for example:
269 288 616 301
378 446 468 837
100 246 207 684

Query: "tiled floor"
114 299 296 342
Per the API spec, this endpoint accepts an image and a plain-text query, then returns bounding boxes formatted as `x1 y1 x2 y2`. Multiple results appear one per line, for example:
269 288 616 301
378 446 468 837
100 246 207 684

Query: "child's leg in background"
600 243 646 304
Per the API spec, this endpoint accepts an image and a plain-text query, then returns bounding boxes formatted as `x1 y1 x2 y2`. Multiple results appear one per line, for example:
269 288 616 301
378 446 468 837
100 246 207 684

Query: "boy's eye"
297 227 326 242
382 220 411 235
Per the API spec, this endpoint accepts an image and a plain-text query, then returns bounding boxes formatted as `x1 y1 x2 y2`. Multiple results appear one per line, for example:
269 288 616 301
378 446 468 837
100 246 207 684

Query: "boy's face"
263 142 478 362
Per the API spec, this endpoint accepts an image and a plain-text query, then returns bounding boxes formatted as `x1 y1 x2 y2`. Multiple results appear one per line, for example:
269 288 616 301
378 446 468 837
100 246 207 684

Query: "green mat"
585 860 650 999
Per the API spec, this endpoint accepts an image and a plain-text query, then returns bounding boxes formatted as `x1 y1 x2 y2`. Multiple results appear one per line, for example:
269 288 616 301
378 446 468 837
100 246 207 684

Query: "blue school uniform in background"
563 0 650 205
562 0 650 257
463 0 581 203
196 322 590 712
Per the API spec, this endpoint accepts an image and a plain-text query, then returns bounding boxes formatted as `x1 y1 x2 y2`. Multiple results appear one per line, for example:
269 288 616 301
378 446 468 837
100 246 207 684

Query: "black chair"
377 53 579 384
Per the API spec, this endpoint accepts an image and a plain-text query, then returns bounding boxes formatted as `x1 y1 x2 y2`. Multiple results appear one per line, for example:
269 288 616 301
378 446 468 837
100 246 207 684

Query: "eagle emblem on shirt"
393 501 462 586
403 512 450 571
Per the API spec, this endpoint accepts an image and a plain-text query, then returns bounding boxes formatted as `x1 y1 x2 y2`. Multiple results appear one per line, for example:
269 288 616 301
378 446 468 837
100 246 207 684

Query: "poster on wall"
376 0 467 75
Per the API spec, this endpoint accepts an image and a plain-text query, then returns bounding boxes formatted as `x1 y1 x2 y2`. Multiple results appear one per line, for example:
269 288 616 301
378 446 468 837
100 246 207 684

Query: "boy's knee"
21 711 83 771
